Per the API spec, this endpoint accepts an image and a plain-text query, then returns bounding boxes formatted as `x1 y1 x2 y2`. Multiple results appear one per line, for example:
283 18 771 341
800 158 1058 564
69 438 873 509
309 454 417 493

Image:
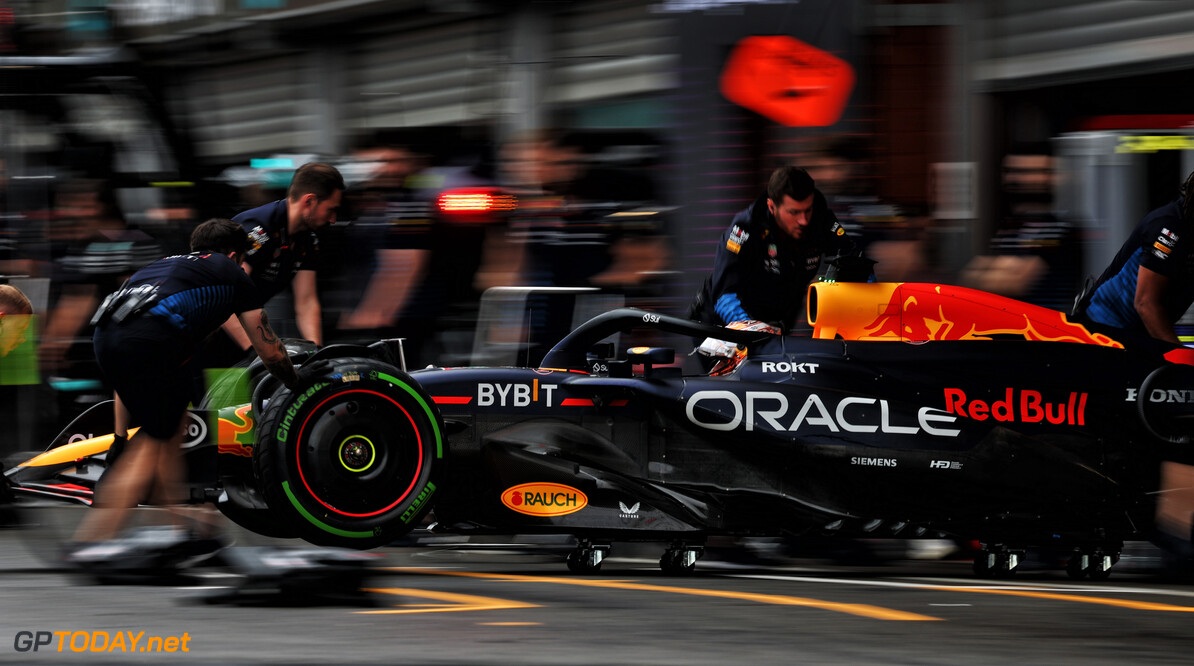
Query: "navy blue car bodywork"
9 286 1194 577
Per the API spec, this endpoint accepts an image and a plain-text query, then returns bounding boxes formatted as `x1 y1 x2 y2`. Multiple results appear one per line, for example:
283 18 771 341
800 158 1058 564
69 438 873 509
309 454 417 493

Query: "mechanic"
223 161 345 350
67 219 309 561
1075 169 1194 344
0 284 33 357
689 166 865 369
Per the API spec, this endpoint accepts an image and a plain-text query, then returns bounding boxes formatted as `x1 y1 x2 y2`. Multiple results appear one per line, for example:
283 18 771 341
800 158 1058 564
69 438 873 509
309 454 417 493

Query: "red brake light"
437 189 517 214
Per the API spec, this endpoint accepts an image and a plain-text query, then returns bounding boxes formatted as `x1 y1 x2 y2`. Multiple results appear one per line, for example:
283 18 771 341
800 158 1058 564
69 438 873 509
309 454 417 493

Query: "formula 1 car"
9 280 1194 578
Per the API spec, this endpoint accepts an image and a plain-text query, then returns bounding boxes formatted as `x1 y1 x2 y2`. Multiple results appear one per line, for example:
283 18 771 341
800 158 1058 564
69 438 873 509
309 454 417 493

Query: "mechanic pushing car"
66 219 313 564
223 161 345 351
1075 169 1194 345
689 165 867 371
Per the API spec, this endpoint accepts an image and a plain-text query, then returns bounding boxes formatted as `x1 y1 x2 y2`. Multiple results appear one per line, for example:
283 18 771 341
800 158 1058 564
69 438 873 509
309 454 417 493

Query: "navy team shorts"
93 315 196 441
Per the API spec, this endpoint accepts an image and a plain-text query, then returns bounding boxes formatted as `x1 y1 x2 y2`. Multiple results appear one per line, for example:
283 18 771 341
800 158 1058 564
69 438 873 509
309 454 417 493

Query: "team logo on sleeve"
726 225 749 254
832 221 845 236
247 227 269 254
1152 228 1178 259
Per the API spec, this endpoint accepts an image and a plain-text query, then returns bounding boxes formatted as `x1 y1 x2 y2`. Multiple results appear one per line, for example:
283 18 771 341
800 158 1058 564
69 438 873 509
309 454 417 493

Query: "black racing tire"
214 484 295 539
254 358 444 549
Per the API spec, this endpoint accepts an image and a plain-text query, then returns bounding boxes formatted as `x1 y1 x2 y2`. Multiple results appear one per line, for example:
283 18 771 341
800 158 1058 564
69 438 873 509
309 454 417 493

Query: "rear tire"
254 358 444 549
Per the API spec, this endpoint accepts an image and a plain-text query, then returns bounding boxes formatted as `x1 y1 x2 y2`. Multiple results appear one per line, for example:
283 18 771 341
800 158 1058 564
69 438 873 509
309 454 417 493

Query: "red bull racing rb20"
9 280 1194 578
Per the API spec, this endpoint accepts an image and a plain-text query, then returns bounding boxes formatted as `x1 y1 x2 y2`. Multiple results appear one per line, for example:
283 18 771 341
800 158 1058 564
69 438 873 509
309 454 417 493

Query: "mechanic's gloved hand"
697 336 737 359
726 319 781 335
697 320 778 375
285 359 333 391
697 320 779 359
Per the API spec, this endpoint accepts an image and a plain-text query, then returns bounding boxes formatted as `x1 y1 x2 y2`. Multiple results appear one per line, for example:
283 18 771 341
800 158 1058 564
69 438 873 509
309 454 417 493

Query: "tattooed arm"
237 308 300 388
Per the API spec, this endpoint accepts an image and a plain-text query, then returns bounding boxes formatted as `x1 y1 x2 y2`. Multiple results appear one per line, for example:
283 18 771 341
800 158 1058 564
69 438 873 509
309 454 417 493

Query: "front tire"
254 358 444 549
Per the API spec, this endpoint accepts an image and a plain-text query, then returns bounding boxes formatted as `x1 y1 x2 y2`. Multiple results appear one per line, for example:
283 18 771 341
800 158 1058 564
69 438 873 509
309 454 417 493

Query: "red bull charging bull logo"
217 404 255 457
807 282 1123 348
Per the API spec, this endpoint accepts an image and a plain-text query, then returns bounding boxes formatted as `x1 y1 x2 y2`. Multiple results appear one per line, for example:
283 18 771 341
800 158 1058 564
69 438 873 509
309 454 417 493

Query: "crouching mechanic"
69 218 315 558
690 166 865 373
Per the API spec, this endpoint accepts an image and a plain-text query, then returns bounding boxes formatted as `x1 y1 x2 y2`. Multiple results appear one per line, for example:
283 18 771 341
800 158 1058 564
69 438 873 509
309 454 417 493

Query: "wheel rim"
294 388 424 518
338 435 376 472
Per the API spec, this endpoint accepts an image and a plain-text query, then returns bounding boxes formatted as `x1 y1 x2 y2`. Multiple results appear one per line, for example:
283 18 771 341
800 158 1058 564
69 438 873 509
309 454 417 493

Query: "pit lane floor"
2 506 1194 664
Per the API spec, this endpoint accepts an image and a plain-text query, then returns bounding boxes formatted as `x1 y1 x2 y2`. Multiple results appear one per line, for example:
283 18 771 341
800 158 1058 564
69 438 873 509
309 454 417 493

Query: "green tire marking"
378 372 443 458
282 481 374 539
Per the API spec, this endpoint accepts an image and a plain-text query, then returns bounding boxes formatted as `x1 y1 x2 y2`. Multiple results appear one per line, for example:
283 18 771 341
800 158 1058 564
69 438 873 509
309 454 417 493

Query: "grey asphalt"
2 506 1194 664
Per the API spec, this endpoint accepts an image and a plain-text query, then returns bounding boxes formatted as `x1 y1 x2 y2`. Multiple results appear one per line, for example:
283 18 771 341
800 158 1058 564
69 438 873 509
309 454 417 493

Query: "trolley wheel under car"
973 546 1022 579
566 543 609 574
659 549 700 576
1065 548 1120 580
254 358 444 549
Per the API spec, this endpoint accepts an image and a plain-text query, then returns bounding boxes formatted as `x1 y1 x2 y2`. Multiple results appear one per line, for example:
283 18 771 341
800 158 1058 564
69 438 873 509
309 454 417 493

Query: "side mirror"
626 346 675 365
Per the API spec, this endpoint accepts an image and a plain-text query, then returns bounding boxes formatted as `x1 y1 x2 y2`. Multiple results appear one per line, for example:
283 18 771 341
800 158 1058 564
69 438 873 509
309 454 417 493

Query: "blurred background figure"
801 136 874 241
960 151 1079 311
800 136 936 284
337 139 432 340
39 178 159 378
861 206 934 283
506 129 669 292
493 130 671 365
335 130 517 366
0 158 28 277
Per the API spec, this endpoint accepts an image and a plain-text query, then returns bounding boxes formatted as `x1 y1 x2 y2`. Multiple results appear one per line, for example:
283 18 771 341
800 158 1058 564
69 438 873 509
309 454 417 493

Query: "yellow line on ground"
954 587 1194 612
388 568 939 621
357 587 541 615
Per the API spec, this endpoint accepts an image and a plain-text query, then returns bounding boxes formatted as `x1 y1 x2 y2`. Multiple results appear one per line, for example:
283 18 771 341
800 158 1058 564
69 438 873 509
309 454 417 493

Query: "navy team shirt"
1085 199 1194 335
693 193 856 331
126 252 263 348
233 200 321 301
